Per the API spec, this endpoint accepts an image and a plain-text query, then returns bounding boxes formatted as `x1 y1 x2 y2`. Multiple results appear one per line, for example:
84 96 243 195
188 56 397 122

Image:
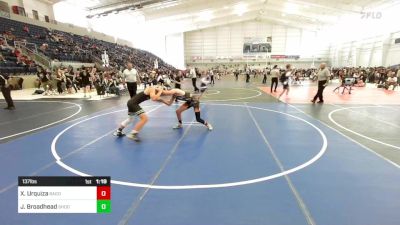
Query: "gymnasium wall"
184 20 330 68
4 0 55 21
329 30 400 67
22 0 55 21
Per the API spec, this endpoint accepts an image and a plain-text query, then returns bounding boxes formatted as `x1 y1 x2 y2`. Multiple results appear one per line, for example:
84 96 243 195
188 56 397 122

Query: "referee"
123 62 139 98
311 63 330 104
0 73 15 110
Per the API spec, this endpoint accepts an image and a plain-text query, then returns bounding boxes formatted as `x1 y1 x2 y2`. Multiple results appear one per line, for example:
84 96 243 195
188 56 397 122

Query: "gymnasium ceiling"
52 0 400 33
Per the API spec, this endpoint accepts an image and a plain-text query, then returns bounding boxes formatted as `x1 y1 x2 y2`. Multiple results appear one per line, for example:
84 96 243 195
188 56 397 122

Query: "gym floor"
1 77 399 225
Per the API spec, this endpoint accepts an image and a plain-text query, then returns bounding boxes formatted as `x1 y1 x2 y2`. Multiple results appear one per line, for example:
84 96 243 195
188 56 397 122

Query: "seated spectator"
106 76 120 96
23 25 29 33
354 78 365 87
14 48 21 58
0 53 5 62
39 43 48 52
385 74 398 90
94 72 106 95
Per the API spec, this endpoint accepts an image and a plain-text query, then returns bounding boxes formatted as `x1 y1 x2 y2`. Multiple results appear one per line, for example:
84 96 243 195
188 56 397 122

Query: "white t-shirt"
270 69 280 78
190 68 196 78
123 68 138 82
387 77 397 83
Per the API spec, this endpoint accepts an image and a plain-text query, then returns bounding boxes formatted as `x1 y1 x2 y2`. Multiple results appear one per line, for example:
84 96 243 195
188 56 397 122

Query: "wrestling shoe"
127 133 140 142
206 123 213 131
173 123 183 129
113 130 124 137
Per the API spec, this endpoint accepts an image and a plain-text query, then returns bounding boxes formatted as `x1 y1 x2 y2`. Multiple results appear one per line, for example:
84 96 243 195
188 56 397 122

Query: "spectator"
0 73 15 110
23 25 29 33
0 53 5 62
14 48 21 58
37 68 51 95
270 65 279 92
174 71 182 89
106 76 120 96
385 73 398 90
55 68 66 95
189 67 199 92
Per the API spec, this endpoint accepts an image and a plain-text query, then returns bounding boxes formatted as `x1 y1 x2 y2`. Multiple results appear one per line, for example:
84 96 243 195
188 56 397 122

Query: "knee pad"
121 116 134 127
195 112 205 124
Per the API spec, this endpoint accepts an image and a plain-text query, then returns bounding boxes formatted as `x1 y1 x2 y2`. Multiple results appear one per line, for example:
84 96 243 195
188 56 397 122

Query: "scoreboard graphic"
18 176 111 213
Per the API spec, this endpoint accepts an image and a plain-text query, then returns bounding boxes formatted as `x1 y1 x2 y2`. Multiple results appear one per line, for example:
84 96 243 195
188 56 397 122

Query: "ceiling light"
284 2 299 14
198 10 213 21
234 3 247 16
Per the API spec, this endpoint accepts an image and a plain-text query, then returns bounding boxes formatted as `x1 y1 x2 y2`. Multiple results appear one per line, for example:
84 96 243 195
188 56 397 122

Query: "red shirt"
14 49 21 57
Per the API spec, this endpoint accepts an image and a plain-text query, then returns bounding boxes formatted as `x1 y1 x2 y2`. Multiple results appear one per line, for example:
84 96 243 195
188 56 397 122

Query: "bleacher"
0 46 37 75
0 16 175 73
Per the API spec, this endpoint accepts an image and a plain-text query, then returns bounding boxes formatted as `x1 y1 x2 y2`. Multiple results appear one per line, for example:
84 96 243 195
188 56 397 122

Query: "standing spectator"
262 69 267 84
189 67 199 92
37 68 50 95
270 65 279 92
311 63 330 104
65 68 76 94
0 73 15 110
245 68 250 83
123 62 139 97
209 69 215 86
140 72 149 89
80 67 92 98
174 71 182 89
56 68 66 95
234 70 239 81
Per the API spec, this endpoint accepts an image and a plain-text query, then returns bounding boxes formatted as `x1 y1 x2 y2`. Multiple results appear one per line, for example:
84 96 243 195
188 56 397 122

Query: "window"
32 10 38 20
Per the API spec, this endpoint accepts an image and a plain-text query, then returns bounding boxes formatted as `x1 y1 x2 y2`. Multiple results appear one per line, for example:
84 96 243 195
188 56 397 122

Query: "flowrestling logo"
360 11 382 19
